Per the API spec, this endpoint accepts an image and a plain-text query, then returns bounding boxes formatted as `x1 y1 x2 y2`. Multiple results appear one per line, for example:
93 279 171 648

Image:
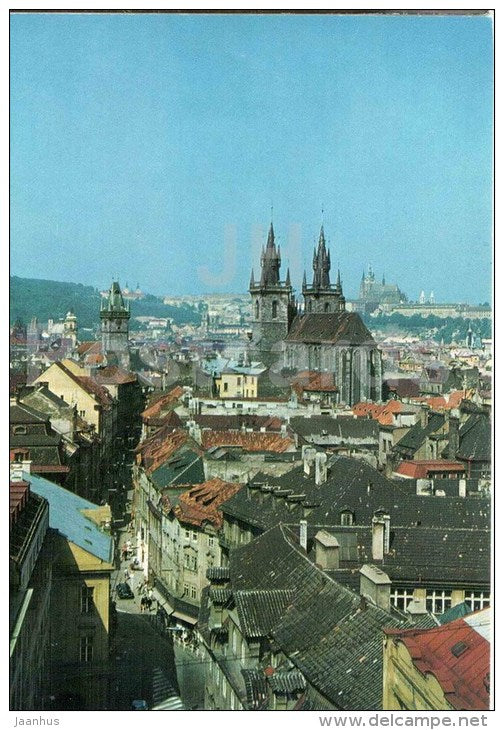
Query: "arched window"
255 300 259 319
324 302 330 313
272 300 278 319
307 300 312 312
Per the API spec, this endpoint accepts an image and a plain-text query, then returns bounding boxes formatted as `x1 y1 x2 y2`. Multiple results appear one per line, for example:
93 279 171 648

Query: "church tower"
63 310 78 346
302 226 346 313
249 223 296 364
100 281 130 368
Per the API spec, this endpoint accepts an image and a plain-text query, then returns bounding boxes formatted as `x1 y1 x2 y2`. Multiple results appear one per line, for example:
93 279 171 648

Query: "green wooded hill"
10 277 200 330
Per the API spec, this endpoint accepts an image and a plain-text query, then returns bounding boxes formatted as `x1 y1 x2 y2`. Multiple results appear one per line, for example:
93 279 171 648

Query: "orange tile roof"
173 478 241 529
201 430 294 453
353 400 405 425
138 427 190 474
141 386 185 419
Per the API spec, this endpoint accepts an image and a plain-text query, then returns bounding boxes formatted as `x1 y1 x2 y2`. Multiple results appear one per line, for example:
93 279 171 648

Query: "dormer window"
340 509 354 526
12 425 27 435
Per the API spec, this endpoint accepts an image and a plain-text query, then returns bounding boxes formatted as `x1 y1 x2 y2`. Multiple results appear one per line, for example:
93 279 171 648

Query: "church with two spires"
249 223 383 404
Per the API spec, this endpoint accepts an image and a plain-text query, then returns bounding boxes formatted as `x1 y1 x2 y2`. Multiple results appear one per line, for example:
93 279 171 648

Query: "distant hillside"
10 277 200 330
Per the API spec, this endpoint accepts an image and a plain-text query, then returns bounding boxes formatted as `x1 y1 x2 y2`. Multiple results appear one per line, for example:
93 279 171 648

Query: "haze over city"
10 12 492 302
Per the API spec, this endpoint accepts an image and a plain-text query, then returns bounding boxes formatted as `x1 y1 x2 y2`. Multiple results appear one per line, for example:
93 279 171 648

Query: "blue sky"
10 12 493 302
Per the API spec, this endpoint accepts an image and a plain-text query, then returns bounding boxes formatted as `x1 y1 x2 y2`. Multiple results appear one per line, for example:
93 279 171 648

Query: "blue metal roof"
26 472 114 564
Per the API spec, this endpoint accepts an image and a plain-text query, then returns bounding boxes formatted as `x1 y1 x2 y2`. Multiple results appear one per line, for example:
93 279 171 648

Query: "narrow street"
107 521 180 710
109 610 179 710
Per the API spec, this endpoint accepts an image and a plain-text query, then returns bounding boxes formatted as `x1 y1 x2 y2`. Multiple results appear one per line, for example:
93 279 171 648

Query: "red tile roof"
137 427 190 474
353 399 406 426
141 386 185 419
395 460 466 479
94 365 137 385
201 430 294 453
173 478 241 529
385 610 490 710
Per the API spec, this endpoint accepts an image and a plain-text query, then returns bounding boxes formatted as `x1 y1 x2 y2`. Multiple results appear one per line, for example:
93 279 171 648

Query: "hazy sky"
10 12 493 302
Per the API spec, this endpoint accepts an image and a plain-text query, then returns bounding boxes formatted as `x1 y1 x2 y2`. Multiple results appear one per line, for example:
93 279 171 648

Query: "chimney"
372 517 385 560
299 519 308 551
10 462 24 482
314 530 340 570
302 446 317 476
189 422 202 445
419 404 429 428
383 514 390 553
447 416 460 459
416 478 433 495
315 452 328 485
458 478 467 498
406 596 428 616
359 564 391 611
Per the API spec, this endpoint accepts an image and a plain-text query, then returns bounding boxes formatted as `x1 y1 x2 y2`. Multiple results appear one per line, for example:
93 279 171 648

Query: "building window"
340 510 354 526
391 588 414 612
184 553 197 572
464 591 491 611
185 529 190 540
12 425 27 435
80 585 94 614
307 300 312 312
237 377 241 386
272 300 278 319
255 301 259 319
223 382 228 392
79 635 93 663
426 590 451 614
192 531 198 542
324 302 330 312
190 585 197 600
208 536 215 548
13 450 29 462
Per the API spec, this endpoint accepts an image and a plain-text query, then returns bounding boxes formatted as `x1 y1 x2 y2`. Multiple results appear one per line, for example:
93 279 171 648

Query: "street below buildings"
108 610 179 710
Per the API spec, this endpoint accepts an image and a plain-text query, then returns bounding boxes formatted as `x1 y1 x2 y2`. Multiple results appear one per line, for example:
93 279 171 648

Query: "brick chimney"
359 564 391 611
314 530 340 570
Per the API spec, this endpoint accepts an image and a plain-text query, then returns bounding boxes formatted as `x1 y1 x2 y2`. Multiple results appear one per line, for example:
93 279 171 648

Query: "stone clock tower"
100 281 130 368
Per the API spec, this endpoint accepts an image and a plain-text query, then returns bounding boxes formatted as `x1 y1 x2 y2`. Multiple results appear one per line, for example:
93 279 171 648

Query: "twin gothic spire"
250 222 343 301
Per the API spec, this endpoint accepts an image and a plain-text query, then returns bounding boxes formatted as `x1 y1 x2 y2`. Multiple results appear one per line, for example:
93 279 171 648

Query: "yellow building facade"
34 360 104 432
383 634 454 711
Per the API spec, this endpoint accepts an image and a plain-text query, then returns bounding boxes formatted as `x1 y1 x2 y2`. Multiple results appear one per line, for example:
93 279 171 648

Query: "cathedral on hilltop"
249 223 382 404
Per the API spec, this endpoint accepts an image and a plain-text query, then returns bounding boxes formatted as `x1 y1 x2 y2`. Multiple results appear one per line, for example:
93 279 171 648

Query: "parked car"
131 699 148 711
116 582 134 599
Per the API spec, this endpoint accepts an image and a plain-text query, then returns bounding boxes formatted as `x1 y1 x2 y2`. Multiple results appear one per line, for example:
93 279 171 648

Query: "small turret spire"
286 268 291 287
249 269 255 288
